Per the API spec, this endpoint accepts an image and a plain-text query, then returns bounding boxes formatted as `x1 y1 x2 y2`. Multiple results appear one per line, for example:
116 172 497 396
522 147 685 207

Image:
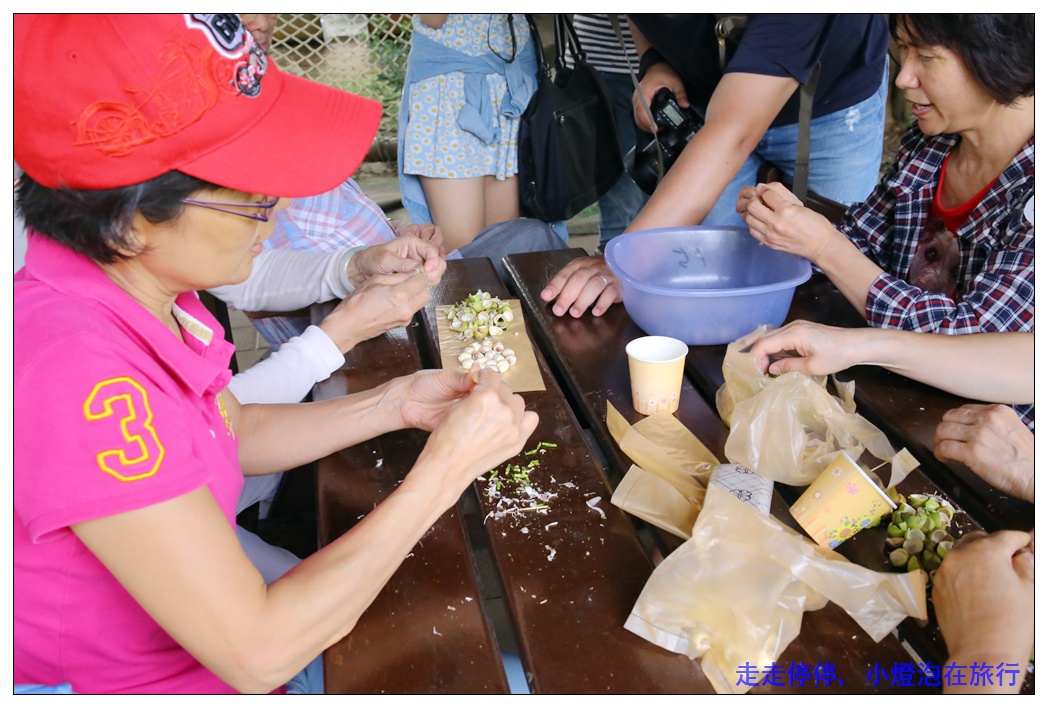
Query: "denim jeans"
598 72 649 246
704 64 889 227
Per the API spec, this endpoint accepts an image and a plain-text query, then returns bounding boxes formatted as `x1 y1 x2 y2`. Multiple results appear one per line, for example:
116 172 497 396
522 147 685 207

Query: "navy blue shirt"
629 14 888 128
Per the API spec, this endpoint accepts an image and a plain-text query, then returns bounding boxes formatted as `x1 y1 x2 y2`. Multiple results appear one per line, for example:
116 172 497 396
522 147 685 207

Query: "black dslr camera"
626 87 705 195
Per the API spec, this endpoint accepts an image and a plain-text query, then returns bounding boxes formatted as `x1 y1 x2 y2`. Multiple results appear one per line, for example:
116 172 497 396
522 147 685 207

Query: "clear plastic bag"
715 327 916 487
624 485 928 694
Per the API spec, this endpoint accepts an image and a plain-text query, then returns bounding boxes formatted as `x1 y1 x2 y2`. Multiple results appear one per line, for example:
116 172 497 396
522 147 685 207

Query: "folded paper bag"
624 484 927 694
611 464 699 540
606 401 718 506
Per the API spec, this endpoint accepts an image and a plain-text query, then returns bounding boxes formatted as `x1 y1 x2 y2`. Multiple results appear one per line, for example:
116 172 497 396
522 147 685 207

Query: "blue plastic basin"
604 226 812 345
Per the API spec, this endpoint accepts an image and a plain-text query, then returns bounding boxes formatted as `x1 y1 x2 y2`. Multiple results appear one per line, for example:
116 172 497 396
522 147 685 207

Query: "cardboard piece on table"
606 401 719 507
435 301 545 393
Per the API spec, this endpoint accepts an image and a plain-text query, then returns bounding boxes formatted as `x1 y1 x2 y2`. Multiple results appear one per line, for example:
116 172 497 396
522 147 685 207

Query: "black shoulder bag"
517 14 624 222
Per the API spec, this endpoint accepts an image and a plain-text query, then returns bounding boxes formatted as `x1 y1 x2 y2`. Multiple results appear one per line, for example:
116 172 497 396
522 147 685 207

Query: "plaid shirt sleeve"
844 126 1035 334
865 239 1034 334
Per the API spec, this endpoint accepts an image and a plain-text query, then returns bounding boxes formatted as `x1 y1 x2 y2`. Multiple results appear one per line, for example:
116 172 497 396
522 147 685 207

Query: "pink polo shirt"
14 233 246 693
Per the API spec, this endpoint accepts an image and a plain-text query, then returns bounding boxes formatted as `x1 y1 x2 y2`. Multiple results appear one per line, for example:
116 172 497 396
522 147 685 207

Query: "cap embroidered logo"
74 15 268 158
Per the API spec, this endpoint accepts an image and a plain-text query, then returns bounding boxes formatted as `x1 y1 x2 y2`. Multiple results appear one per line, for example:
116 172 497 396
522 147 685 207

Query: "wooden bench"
309 306 510 693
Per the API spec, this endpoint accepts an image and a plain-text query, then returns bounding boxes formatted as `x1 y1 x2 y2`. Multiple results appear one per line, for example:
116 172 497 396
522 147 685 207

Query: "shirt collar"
22 231 234 396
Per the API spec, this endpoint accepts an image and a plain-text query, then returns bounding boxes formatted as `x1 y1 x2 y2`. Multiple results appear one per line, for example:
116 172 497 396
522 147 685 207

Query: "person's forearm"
859 331 1034 404
810 234 883 316
235 379 403 475
418 14 447 29
627 72 796 232
208 248 353 312
227 326 344 405
628 17 651 58
260 450 464 685
627 121 756 231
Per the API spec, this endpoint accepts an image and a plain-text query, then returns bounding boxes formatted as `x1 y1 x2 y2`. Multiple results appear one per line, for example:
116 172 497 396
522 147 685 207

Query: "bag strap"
608 14 665 186
524 14 549 79
713 14 748 72
554 14 586 70
792 63 820 203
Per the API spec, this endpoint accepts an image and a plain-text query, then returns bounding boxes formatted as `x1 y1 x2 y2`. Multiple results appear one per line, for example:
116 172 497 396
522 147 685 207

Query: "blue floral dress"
402 14 532 181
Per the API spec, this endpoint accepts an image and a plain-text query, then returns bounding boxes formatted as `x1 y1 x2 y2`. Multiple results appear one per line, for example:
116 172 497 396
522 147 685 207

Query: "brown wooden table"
504 248 1032 693
307 254 1026 694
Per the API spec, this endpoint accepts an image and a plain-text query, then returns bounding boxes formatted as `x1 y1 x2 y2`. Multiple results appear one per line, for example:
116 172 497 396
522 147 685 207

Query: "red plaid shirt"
840 123 1034 428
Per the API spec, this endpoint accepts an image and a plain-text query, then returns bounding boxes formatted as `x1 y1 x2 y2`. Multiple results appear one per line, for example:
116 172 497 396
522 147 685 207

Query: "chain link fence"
271 13 412 145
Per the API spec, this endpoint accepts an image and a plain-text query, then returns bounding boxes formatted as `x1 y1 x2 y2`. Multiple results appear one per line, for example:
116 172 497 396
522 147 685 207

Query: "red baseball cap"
14 14 382 198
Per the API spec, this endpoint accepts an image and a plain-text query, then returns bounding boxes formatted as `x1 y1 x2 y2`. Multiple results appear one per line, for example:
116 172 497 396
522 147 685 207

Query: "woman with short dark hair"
738 13 1034 363
14 14 537 694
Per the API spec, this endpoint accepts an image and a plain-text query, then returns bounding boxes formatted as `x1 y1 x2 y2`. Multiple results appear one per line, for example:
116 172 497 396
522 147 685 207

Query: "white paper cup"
626 336 688 415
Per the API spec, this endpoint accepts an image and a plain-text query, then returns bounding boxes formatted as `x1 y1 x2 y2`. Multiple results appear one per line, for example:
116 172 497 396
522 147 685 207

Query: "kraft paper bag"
610 464 699 540
624 484 928 695
606 401 718 507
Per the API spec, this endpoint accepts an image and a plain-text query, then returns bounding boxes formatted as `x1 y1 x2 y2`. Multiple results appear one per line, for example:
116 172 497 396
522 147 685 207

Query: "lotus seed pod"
903 538 924 555
906 528 926 543
889 549 910 567
908 494 928 508
924 498 940 513
906 555 922 573
887 523 904 538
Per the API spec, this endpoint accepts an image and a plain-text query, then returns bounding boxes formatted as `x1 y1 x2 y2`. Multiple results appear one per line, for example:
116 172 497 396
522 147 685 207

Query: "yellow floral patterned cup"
790 452 896 548
625 336 688 415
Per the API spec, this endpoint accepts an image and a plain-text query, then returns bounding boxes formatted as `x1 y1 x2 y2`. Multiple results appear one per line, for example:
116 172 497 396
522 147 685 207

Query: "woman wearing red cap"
13 14 537 694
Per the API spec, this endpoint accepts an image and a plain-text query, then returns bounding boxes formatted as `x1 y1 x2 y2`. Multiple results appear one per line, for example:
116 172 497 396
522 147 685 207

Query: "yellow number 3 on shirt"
84 377 166 482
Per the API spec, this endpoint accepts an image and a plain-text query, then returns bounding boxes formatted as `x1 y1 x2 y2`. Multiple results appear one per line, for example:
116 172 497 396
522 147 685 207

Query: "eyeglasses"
180 196 281 222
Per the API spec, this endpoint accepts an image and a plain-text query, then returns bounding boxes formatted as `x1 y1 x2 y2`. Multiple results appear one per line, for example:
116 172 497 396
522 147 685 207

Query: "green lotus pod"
887 487 904 506
887 523 904 538
889 548 910 567
906 528 926 543
924 498 940 513
907 514 928 532
906 555 922 572
908 494 928 508
898 502 916 519
939 504 956 522
903 538 924 555
936 541 954 558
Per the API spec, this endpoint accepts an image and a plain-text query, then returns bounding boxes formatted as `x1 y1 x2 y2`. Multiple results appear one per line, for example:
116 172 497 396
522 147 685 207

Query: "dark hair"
890 14 1034 105
15 171 220 264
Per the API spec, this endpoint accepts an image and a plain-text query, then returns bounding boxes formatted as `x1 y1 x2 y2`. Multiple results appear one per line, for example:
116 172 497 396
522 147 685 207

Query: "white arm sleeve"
226 325 345 404
208 247 358 312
